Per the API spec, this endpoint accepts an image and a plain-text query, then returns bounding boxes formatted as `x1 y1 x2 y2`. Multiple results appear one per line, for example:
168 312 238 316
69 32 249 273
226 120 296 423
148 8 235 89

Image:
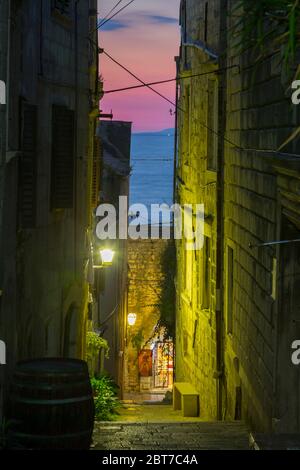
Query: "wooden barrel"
8 358 95 450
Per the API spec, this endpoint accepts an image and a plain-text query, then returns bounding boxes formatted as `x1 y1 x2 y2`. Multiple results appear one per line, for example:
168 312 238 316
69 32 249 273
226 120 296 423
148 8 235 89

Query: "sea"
129 128 175 226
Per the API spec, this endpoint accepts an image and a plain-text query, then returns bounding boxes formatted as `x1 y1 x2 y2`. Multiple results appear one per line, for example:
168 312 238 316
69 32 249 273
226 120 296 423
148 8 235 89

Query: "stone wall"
224 0 300 431
0 0 99 412
176 0 222 420
176 0 300 431
124 238 170 392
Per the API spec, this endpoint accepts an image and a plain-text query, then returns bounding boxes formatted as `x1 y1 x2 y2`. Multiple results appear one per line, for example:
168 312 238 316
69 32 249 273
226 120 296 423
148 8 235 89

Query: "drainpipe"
173 58 179 208
0 0 9 422
74 0 79 277
5 0 11 154
215 0 228 421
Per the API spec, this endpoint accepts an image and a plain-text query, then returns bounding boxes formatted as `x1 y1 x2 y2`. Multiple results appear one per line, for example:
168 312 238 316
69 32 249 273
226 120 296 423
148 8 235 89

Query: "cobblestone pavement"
113 404 210 423
92 421 250 450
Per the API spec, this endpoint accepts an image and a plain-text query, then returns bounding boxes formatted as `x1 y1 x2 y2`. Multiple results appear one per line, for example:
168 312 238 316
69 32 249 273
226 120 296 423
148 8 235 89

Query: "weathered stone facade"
97 121 132 395
176 0 300 432
125 238 170 392
0 0 100 417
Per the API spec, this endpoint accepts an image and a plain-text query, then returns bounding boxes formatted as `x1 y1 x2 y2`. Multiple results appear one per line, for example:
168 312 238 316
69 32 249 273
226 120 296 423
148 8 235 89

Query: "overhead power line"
104 66 240 94
95 0 136 32
98 0 124 28
102 50 241 149
131 159 173 162
102 50 181 110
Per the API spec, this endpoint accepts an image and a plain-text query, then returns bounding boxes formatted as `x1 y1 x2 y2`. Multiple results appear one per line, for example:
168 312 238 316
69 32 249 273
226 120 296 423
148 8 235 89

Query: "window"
202 236 211 309
19 102 37 228
91 135 101 208
52 0 72 17
207 79 219 171
271 257 277 300
204 2 208 43
51 105 75 209
226 245 234 334
184 238 193 300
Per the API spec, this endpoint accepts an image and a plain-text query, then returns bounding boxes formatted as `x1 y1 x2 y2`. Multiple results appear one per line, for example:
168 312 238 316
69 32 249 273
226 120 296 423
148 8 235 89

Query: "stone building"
176 0 300 432
0 0 101 415
96 120 132 394
125 238 173 394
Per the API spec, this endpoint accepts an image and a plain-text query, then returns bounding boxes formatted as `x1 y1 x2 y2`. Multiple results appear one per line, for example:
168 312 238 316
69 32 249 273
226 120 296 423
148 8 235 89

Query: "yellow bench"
173 382 199 417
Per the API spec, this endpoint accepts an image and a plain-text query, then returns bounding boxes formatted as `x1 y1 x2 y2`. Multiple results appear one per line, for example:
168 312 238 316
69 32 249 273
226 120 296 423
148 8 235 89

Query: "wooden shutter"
51 105 75 209
19 103 37 228
91 135 101 209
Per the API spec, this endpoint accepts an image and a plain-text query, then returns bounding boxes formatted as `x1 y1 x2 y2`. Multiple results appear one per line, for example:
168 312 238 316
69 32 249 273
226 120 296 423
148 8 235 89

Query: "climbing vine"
157 241 176 340
130 328 144 350
232 1 300 149
138 241 176 351
86 331 109 361
232 0 300 75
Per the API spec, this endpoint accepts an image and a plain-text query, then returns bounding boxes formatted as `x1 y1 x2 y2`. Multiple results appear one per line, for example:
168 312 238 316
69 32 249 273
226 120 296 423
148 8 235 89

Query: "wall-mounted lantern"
127 313 137 326
100 249 115 266
93 248 115 269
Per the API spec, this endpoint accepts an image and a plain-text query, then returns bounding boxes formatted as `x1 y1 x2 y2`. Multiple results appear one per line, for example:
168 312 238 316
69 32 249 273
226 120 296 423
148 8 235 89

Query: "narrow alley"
0 0 300 457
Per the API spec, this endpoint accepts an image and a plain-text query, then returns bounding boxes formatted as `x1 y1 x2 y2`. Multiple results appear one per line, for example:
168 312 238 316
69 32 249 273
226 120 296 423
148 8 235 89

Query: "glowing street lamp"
99 249 115 267
93 248 115 269
127 313 137 326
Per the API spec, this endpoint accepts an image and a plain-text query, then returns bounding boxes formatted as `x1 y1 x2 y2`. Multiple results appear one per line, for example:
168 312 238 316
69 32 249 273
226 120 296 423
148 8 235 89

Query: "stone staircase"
93 421 250 450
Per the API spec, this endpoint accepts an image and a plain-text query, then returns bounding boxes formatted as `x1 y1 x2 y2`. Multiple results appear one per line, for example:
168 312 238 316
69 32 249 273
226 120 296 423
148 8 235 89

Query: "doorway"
153 341 174 389
276 216 300 432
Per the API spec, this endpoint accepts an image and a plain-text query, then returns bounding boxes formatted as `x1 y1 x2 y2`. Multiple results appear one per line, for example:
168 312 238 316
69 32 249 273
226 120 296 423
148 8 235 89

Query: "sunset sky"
98 0 181 132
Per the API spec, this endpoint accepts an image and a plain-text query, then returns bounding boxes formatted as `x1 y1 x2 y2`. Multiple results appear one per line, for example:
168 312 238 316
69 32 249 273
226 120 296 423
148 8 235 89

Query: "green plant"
232 1 300 72
91 375 121 421
86 331 109 361
130 328 144 350
139 241 176 351
231 1 300 149
157 241 176 339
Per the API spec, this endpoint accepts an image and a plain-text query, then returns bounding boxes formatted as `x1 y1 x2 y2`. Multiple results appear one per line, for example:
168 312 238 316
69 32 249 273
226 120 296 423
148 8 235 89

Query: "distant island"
133 128 175 136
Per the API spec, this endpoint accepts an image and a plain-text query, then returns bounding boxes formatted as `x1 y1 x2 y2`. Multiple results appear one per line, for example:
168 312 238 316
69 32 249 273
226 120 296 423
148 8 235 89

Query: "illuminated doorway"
153 341 174 389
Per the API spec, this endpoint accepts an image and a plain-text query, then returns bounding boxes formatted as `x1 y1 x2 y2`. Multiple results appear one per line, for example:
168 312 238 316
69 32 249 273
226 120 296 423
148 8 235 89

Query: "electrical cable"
98 0 124 28
131 158 173 161
91 0 135 33
103 50 183 111
102 50 241 149
104 66 239 95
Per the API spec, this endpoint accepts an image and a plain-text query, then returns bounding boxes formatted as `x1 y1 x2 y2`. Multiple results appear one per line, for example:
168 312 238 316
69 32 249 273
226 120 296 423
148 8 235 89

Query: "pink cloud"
99 1 180 132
